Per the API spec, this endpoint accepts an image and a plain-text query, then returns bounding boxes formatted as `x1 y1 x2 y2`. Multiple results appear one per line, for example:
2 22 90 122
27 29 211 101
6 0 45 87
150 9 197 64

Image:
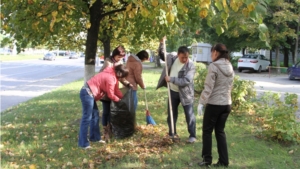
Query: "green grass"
0 54 64 61
1 69 299 169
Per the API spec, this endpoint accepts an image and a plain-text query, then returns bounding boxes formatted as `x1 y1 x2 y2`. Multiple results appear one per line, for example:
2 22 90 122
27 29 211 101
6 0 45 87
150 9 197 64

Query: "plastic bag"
110 88 136 139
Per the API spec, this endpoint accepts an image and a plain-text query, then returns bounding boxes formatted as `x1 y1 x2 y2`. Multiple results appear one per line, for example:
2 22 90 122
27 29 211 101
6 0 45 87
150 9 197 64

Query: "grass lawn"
0 54 45 61
1 69 299 169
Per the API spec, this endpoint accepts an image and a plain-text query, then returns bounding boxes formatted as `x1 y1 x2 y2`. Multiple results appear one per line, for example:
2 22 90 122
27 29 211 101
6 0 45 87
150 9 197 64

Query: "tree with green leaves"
1 0 270 82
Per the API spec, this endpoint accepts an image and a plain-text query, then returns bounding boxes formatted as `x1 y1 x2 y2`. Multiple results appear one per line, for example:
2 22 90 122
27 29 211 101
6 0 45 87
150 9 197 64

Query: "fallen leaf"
29 164 36 169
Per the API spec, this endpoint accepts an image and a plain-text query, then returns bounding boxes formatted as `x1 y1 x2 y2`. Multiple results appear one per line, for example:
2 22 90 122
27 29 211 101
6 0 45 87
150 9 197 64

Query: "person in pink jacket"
78 65 129 149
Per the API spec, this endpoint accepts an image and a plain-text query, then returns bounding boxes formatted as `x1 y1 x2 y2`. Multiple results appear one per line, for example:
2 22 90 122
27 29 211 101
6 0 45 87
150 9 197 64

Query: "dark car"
287 61 300 80
54 50 69 56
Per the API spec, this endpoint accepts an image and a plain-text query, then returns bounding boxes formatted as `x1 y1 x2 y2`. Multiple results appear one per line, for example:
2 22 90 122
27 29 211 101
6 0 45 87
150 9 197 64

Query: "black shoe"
198 161 211 168
212 161 228 168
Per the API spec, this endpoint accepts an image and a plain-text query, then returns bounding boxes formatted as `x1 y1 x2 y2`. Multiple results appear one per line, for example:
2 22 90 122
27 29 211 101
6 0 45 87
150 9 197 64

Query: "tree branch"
102 8 127 17
82 0 90 9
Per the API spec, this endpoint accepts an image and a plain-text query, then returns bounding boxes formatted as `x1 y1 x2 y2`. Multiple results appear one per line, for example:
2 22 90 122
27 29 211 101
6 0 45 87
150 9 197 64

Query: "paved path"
1 57 101 112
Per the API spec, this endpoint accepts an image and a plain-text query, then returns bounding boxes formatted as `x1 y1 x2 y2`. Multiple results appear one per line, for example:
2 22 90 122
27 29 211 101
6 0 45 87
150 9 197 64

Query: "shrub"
255 92 300 143
230 56 241 70
194 62 208 94
231 76 256 115
193 62 256 115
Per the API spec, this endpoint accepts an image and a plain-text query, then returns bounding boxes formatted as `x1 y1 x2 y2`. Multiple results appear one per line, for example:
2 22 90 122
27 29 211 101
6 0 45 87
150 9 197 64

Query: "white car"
238 54 270 73
43 53 56 61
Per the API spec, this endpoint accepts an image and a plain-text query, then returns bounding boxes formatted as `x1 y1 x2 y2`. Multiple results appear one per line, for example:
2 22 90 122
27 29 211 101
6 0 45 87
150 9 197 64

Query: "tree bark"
84 0 102 83
276 47 280 73
102 36 111 59
294 17 300 64
242 47 246 55
270 49 273 66
283 47 289 67
155 55 161 67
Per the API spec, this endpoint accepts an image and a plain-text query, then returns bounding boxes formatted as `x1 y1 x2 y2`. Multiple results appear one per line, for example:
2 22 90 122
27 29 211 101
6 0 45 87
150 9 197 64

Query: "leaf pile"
89 125 176 166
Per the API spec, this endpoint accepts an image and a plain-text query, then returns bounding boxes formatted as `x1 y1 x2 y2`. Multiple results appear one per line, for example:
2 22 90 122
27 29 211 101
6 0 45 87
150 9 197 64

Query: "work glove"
197 104 204 116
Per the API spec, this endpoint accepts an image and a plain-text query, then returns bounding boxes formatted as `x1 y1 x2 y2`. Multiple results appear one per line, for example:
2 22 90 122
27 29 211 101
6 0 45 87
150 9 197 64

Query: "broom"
144 89 156 125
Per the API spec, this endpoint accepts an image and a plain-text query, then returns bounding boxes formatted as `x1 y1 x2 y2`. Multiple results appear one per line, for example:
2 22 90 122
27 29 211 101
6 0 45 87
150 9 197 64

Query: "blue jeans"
78 88 101 148
101 100 111 126
167 90 196 138
132 90 138 111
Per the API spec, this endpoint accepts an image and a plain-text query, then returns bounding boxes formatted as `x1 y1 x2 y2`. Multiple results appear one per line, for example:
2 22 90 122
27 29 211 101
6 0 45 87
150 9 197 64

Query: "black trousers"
167 90 196 138
202 104 231 165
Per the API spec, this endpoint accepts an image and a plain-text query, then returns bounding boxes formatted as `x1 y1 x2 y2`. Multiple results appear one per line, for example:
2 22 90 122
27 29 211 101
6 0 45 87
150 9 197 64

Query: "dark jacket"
156 42 196 106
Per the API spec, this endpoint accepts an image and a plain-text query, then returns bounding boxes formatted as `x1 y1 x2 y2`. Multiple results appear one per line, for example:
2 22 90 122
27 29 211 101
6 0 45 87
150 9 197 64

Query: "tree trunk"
283 47 289 67
84 1 102 83
294 17 300 64
155 55 161 67
276 47 280 73
292 50 295 65
242 47 246 55
102 36 111 59
270 49 273 66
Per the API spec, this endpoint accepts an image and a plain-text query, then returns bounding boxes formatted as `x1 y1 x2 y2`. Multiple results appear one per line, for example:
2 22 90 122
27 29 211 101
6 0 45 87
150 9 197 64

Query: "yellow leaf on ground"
51 11 58 18
29 164 36 169
37 12 42 17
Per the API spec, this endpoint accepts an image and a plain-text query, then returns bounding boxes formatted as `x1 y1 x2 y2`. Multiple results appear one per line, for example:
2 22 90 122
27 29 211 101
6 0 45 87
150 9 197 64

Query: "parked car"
80 52 85 57
100 55 104 63
43 53 56 61
287 61 300 80
69 52 79 59
237 54 270 73
54 50 69 56
0 48 12 55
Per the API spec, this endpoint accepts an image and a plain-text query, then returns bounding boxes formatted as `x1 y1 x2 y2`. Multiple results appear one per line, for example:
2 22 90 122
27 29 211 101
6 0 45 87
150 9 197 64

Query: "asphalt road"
1 57 101 112
236 70 300 97
236 70 300 119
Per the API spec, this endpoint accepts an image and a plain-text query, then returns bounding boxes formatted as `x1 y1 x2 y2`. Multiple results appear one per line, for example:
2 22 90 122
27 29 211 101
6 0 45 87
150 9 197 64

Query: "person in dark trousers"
156 37 197 143
99 46 131 141
78 64 129 149
197 44 234 167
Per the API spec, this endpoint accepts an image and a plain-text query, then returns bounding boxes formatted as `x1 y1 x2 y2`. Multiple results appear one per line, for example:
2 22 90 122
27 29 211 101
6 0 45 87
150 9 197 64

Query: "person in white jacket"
197 43 234 168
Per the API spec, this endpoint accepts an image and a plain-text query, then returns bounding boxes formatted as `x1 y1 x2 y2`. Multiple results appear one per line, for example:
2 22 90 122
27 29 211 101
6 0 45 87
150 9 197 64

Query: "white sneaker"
187 137 197 143
83 146 92 150
98 140 106 144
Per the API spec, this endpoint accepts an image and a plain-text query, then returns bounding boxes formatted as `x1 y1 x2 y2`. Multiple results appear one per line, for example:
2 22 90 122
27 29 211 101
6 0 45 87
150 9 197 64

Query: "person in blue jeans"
78 65 129 149
125 50 149 111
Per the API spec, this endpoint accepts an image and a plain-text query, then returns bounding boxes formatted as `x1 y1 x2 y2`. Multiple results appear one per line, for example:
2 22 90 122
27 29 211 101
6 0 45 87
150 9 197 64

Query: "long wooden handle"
144 89 148 110
163 38 175 136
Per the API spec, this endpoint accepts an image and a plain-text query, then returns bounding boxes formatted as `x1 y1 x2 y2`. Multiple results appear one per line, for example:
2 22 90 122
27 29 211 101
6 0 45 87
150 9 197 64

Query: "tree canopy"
1 0 272 79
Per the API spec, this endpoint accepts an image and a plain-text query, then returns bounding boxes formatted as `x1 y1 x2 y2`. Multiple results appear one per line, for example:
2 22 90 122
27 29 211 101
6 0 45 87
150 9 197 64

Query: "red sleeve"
114 82 123 99
106 77 121 102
